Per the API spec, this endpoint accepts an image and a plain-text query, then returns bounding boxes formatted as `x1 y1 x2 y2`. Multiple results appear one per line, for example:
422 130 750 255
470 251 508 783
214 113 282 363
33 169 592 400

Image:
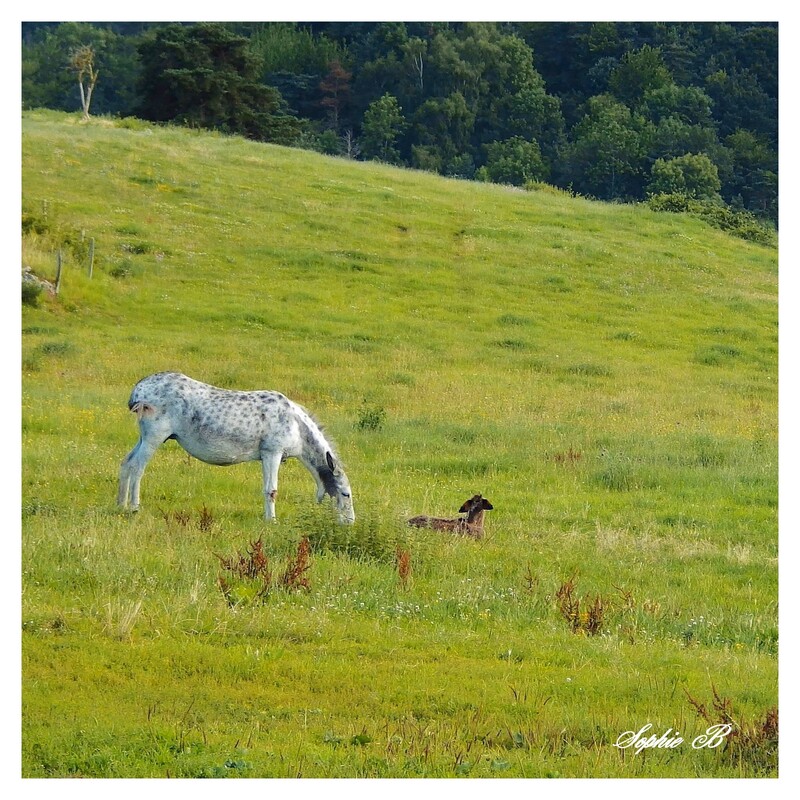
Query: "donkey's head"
318 451 355 524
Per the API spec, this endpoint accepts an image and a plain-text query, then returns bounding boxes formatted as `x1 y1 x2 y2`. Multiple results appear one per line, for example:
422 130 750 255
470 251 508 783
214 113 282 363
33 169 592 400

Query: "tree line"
22 21 777 226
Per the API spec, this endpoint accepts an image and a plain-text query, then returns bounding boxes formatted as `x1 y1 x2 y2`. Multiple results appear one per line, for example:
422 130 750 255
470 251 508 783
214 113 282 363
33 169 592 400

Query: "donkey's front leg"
260 450 283 521
118 436 160 511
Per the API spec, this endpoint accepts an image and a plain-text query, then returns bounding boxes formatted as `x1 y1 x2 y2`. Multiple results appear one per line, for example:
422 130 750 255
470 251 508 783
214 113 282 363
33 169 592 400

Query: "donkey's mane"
295 407 340 462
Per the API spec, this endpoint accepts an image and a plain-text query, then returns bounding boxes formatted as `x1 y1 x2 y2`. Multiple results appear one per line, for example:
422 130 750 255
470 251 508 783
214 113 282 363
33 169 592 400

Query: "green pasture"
21 110 777 778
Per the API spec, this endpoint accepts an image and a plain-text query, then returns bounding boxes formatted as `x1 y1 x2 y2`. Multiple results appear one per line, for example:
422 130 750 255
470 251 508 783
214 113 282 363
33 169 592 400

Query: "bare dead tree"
405 37 426 92
342 129 360 159
412 50 424 91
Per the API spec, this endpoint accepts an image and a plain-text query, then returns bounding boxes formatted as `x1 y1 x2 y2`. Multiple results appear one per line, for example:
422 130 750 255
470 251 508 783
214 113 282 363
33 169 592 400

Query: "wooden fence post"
88 238 95 278
55 250 63 294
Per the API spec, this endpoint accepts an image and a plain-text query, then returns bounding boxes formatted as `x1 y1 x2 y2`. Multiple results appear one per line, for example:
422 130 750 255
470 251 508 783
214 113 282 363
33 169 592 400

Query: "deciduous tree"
566 95 648 199
609 45 672 107
69 44 98 119
647 153 722 201
360 93 407 164
480 137 548 185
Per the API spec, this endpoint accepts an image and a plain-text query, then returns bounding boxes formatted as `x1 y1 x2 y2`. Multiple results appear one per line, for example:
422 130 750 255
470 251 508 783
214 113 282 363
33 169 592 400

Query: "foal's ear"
326 451 336 472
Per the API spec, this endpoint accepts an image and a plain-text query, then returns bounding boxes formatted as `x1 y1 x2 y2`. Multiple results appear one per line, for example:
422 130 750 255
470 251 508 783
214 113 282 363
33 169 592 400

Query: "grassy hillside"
21 110 778 778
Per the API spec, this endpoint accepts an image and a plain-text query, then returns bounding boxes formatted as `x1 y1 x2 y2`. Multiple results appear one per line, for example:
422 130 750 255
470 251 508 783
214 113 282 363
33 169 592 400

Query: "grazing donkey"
408 494 493 539
118 372 355 523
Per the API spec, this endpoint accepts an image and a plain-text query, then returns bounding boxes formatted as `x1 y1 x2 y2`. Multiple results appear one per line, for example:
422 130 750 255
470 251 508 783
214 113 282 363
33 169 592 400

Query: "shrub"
108 258 135 278
523 181 575 198
482 136 548 186
648 154 721 202
298 504 404 563
114 117 155 132
647 193 775 245
296 128 342 156
356 403 386 432
22 206 89 261
22 280 42 307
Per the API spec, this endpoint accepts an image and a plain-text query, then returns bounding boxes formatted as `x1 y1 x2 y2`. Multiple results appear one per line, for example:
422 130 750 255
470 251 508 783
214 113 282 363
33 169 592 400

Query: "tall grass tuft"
102 598 143 640
685 686 778 772
395 547 412 590
217 537 272 606
555 576 607 636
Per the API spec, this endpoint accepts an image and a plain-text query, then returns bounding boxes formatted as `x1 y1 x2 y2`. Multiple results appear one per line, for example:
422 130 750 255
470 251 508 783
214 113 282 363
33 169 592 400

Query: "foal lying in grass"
408 494 493 539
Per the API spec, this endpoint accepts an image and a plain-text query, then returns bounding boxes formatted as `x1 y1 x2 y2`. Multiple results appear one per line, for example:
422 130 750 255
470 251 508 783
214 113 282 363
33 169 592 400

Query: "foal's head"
458 494 494 520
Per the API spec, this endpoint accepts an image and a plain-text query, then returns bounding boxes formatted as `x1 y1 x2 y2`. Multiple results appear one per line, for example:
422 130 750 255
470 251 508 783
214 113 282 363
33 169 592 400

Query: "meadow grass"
21 110 777 778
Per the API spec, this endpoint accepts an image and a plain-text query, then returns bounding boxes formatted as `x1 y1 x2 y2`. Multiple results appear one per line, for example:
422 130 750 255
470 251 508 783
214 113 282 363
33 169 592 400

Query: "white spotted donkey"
118 372 355 523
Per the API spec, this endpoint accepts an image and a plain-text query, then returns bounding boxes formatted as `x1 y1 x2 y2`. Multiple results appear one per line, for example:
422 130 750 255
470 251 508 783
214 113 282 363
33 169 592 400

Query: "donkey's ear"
326 451 336 472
